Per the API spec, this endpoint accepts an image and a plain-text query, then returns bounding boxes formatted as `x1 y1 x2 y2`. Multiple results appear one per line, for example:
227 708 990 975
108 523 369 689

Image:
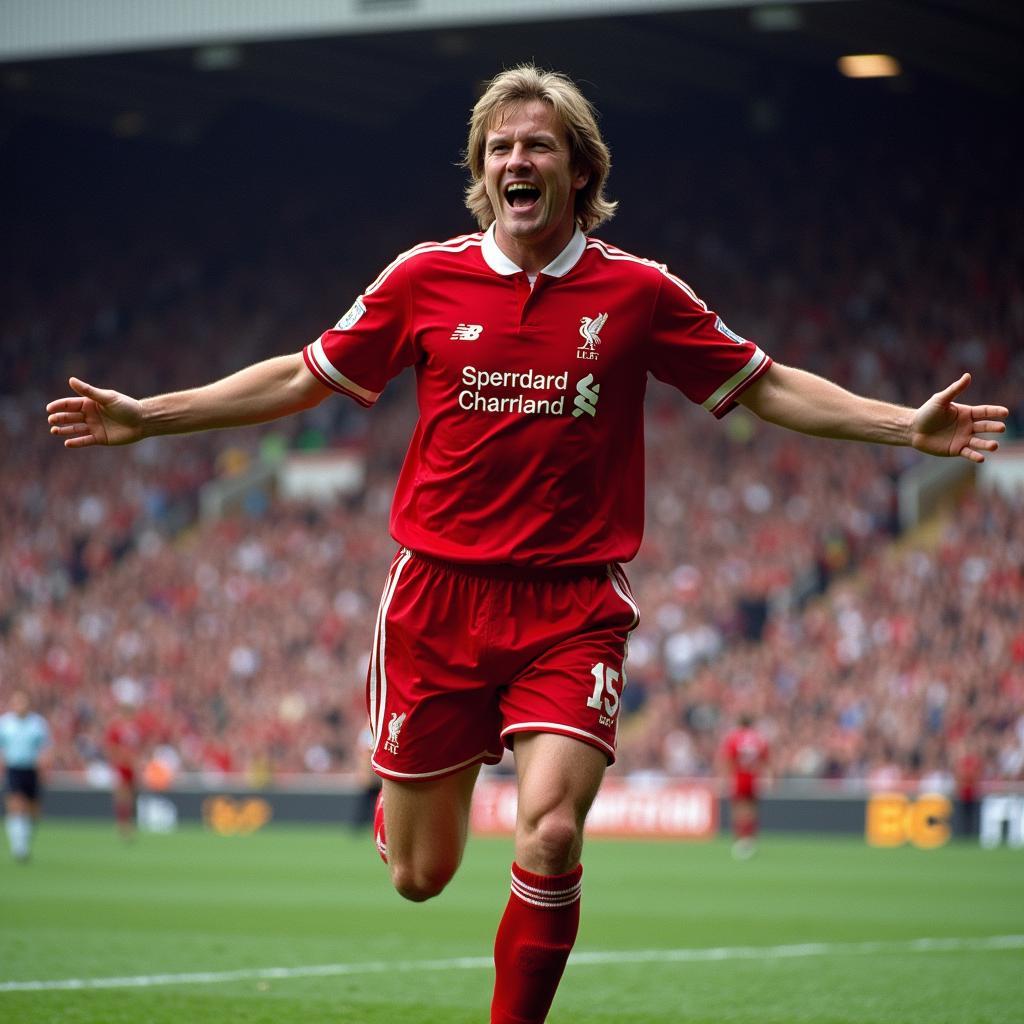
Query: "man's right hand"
46 377 145 447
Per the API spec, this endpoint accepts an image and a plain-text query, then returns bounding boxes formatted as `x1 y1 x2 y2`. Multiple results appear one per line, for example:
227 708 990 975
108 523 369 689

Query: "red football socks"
491 862 583 1024
373 790 388 863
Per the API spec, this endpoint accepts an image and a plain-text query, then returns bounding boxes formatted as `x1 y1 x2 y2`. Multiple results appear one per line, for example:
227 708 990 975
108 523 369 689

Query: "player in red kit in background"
105 709 142 840
953 740 983 839
45 65 1008 1024
720 714 771 859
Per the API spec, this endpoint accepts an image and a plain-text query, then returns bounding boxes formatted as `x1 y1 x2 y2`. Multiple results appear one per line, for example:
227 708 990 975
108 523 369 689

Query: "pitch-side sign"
472 779 718 839
865 792 951 848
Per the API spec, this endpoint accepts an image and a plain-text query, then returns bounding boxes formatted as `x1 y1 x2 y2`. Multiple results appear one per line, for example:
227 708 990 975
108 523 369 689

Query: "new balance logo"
572 373 600 419
577 312 608 360
450 323 484 341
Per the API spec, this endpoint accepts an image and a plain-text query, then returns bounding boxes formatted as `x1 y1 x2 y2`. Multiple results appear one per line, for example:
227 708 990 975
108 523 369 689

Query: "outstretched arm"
738 363 1008 462
46 352 330 448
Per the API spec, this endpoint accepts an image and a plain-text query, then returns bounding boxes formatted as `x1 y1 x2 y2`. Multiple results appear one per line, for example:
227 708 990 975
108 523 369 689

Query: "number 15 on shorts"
586 662 621 726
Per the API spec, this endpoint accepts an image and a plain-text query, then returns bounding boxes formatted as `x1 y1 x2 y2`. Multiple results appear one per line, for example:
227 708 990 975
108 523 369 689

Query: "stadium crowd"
3 124 1022 790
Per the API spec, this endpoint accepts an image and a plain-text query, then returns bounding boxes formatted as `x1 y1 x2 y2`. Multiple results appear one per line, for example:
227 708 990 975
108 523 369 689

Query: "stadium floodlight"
837 54 902 79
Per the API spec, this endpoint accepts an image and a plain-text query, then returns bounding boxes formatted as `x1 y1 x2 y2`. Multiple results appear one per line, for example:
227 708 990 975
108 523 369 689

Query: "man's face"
11 691 28 716
483 100 589 255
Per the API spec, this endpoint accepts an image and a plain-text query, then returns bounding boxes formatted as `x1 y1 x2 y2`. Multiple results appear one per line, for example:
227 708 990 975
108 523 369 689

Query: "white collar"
481 223 587 279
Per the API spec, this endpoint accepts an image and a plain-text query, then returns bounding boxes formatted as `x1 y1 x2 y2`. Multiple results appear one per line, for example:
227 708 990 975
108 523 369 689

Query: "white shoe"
731 838 756 860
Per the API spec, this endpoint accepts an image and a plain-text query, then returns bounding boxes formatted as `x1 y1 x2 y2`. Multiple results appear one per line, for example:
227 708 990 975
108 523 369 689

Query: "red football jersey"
722 727 770 783
304 226 771 567
105 718 142 761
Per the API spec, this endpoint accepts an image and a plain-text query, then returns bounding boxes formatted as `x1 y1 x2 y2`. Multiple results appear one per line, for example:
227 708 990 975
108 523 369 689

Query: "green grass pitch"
1 821 1021 1023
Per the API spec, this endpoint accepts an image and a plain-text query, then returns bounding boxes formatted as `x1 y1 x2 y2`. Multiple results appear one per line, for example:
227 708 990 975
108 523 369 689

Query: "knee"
519 811 582 873
389 859 456 903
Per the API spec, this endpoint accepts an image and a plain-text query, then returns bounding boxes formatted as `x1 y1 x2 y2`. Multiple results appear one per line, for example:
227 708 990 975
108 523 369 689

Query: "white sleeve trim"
309 337 381 404
701 348 768 414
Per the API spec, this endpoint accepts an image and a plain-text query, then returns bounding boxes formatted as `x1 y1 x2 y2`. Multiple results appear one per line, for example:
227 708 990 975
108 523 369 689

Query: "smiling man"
478 99 589 269
46 65 1008 1023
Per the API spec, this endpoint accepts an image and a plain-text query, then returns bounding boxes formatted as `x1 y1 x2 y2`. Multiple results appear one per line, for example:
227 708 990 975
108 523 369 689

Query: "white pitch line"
1 935 1021 994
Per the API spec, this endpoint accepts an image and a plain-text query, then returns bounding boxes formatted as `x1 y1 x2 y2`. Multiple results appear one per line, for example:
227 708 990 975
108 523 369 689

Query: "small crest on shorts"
384 711 406 755
335 298 367 331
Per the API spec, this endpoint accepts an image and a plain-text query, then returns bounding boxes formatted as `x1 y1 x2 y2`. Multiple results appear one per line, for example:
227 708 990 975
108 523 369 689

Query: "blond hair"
462 65 617 233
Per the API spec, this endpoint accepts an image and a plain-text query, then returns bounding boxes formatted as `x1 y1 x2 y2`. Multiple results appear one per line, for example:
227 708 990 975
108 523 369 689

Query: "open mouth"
504 182 541 210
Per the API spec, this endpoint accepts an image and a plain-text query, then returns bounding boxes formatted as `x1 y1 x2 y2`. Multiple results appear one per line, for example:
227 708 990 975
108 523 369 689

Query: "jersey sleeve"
648 269 771 418
303 255 417 407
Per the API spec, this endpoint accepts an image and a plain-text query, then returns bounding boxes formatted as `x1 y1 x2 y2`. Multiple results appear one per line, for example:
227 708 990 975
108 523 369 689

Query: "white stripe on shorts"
369 549 412 756
606 564 639 629
370 749 502 781
501 722 615 759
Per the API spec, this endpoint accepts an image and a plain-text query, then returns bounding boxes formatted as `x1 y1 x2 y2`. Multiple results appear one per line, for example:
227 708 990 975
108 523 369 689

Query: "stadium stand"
2 58 1021 790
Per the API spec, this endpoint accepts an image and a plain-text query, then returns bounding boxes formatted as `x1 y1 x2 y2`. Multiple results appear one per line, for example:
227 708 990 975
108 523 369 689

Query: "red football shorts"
367 549 639 781
732 773 758 800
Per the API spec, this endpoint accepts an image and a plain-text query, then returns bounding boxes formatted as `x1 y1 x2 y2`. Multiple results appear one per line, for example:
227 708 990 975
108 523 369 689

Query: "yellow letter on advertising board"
908 794 951 849
866 792 952 848
203 796 273 835
866 793 909 847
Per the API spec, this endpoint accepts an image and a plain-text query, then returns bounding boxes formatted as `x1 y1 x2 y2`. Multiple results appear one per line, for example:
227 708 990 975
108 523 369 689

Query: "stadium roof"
1 1 1020 144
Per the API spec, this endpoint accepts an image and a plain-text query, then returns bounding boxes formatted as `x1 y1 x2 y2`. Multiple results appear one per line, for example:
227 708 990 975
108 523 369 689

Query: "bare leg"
382 763 480 902
5 792 34 862
513 733 606 872
113 781 136 840
731 797 758 858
